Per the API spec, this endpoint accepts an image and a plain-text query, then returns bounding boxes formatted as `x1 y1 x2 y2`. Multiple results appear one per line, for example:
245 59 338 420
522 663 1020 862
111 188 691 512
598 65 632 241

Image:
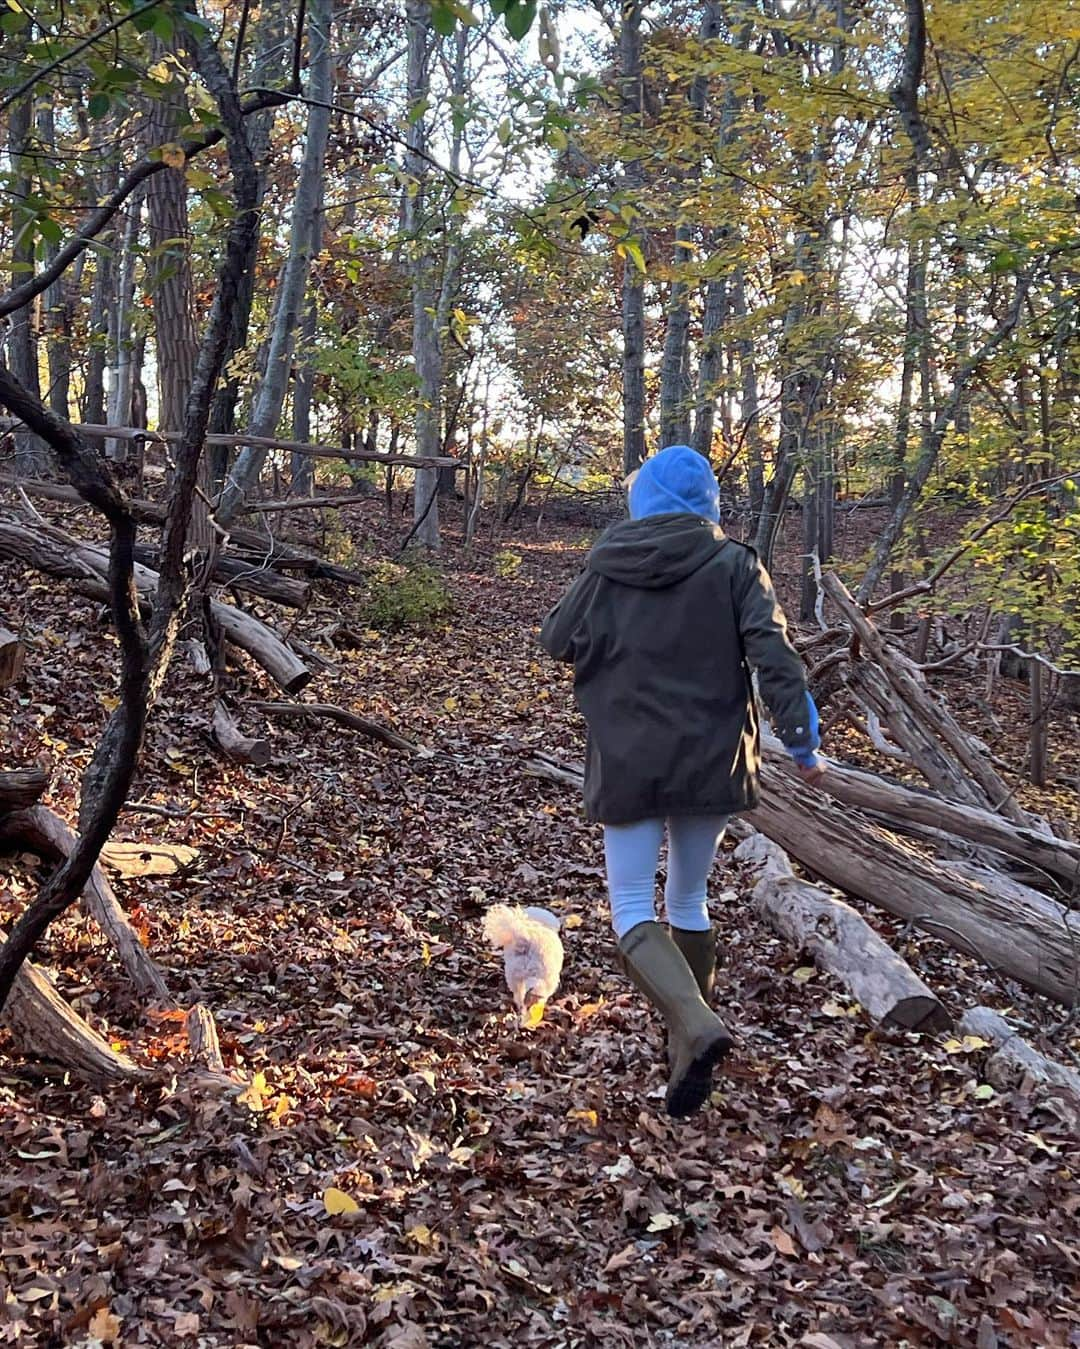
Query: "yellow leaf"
564 914 583 929
778 1173 807 1200
567 1108 598 1128
323 1186 360 1215
161 142 186 169
646 1212 680 1233
792 966 816 983
522 1000 546 1027
147 59 173 83
575 1000 603 1021
99 693 120 712
236 1071 269 1112
405 1223 437 1249
443 696 459 713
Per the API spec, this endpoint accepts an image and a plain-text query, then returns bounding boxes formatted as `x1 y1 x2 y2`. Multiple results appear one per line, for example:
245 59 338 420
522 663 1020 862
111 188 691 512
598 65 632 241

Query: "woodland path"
1 506 1078 1348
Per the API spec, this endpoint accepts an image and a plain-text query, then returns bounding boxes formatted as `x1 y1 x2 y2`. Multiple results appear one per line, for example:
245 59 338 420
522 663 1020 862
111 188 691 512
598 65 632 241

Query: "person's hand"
795 755 826 787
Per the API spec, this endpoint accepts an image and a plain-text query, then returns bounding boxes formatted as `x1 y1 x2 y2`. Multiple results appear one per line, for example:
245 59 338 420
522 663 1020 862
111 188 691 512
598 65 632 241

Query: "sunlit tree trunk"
216 0 333 525
620 0 646 477
403 0 442 548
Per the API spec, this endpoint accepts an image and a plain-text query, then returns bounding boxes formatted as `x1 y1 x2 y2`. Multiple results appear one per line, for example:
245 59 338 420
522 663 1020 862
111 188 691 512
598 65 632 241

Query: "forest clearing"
2 0 1080 1344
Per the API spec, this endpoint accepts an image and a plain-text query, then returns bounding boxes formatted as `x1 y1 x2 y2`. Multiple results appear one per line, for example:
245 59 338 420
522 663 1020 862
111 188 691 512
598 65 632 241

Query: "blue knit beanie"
628 445 720 523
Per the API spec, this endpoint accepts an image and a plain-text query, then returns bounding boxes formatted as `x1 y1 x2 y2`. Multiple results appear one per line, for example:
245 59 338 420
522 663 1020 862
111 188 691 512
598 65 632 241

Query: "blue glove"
786 692 821 768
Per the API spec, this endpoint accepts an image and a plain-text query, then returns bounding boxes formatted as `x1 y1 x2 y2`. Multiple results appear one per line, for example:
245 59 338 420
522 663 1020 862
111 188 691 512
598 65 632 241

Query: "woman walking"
540 445 824 1119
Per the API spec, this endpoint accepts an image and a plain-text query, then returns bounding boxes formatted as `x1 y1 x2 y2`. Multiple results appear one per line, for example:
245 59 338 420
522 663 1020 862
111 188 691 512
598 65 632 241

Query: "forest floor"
2 491 1079 1349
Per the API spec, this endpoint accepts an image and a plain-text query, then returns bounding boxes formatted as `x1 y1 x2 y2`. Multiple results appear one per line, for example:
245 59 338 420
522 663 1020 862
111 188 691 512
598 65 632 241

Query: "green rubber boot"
670 926 717 1002
618 921 734 1119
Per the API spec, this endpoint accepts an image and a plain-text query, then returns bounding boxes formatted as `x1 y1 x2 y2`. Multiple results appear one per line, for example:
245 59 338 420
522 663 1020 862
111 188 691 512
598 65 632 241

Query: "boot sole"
666 1030 734 1119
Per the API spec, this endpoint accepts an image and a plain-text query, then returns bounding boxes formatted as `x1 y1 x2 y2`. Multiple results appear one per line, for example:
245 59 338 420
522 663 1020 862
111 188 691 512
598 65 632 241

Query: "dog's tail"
483 904 531 949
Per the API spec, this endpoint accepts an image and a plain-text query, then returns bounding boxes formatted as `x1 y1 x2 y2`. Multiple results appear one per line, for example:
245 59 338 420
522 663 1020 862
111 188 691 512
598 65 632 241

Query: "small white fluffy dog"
483 905 564 1027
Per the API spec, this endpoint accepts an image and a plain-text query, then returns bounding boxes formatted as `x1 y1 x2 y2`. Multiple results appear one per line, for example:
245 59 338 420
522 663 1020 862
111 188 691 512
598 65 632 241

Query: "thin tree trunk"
216 0 333 526
7 79 48 473
291 207 324 495
659 3 719 448
36 103 73 420
620 0 646 477
106 193 143 461
403 0 442 549
208 0 289 490
146 31 203 537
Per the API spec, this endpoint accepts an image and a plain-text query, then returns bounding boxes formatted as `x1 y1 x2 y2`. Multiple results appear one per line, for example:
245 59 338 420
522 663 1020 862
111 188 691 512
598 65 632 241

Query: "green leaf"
497 117 512 145
431 2 456 35
623 239 646 274
505 0 537 40
88 92 111 119
547 124 568 151
36 215 62 246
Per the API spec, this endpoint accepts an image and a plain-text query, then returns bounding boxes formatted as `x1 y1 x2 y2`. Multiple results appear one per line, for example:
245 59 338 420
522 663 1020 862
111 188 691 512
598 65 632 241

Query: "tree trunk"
146 31 204 540
36 103 73 420
208 0 289 490
216 0 333 525
0 627 26 688
6 79 48 474
290 206 324 496
106 192 144 461
401 0 442 549
958 1006 1080 1104
735 831 949 1032
211 702 271 766
620 0 646 477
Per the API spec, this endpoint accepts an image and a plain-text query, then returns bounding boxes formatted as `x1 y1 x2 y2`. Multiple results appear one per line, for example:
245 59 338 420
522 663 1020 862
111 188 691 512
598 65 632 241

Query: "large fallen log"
0 805 172 1004
133 543 311 609
0 928 146 1082
958 1006 1080 1106
761 740 1080 889
524 752 1080 1006
0 769 48 813
0 519 311 694
746 777 1080 1006
211 702 272 767
735 832 950 1032
2 477 368 587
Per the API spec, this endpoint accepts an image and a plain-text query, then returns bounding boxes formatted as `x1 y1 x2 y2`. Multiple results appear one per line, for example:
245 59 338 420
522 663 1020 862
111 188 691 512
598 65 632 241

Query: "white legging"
603 815 729 940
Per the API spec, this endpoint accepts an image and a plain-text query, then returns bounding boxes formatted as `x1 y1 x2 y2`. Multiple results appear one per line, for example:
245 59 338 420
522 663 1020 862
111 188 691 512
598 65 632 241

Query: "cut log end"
0 627 25 689
885 995 952 1035
211 703 271 767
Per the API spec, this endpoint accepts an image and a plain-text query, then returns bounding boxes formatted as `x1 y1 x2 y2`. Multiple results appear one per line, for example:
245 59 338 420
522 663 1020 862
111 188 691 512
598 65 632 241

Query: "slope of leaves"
1 498 1079 1349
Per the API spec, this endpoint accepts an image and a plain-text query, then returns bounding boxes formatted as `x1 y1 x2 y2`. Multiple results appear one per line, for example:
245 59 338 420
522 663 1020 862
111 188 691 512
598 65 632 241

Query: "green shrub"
364 556 452 631
493 548 522 579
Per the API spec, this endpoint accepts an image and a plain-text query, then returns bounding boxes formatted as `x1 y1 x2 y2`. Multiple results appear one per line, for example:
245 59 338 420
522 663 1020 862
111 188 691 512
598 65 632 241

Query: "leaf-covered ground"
2 497 1079 1348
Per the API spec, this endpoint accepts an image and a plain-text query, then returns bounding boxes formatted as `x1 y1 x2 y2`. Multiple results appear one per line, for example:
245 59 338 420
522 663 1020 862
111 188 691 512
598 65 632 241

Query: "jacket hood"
589 514 728 589
629 444 720 523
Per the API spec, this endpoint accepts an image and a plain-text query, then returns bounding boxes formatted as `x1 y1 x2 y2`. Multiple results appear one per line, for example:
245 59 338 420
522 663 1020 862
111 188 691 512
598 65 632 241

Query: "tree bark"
620 0 646 477
958 1006 1080 1105
735 831 949 1032
216 0 333 525
6 75 48 474
0 627 25 688
211 702 272 766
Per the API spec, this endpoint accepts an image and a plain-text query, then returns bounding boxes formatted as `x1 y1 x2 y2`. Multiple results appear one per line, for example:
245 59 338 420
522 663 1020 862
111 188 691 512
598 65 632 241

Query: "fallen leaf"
646 1212 680 1233
88 1306 122 1343
771 1225 797 1257
323 1187 360 1216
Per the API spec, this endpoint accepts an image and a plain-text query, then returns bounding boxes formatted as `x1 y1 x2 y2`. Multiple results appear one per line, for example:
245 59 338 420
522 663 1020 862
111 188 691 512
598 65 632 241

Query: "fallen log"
761 739 1080 890
0 769 47 813
212 702 272 767
958 1005 1080 1105
133 543 311 608
0 806 172 1004
746 777 1080 1006
823 571 1030 825
252 699 433 757
523 752 1080 1006
0 519 311 694
0 626 24 687
735 832 950 1033
2 477 369 587
1 923 145 1082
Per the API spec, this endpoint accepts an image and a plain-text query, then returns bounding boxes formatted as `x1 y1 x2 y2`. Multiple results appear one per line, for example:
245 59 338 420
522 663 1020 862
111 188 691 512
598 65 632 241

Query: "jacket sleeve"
539 569 600 664
734 550 819 754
